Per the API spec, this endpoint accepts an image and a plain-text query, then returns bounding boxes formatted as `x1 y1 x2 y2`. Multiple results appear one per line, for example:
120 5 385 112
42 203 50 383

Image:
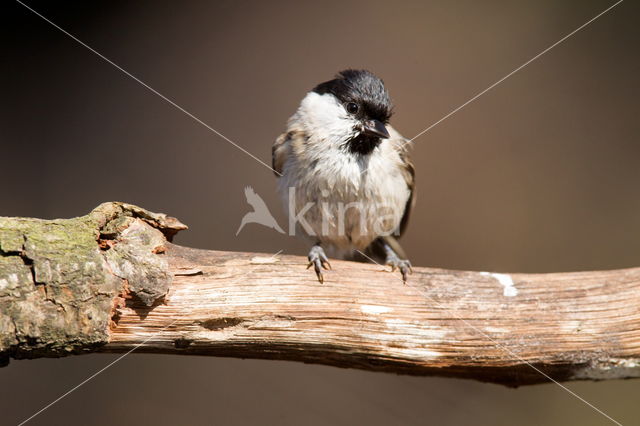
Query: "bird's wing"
272 131 290 176
272 129 307 176
388 126 415 238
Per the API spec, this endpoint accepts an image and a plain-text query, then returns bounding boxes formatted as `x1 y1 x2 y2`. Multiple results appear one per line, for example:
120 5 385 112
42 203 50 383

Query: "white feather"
277 92 410 256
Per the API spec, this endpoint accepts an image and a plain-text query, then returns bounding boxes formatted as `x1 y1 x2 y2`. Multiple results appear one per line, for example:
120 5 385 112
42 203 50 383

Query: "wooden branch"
2 203 639 386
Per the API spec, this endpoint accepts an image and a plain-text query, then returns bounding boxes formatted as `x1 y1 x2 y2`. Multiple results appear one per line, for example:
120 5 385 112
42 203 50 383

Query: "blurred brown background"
2 0 639 424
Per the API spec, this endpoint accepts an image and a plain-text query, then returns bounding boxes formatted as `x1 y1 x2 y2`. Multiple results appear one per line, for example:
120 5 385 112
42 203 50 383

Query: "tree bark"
1 203 639 386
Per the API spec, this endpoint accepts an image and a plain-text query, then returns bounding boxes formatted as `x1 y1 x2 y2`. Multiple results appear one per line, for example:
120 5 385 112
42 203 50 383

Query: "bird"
272 69 414 283
236 186 285 236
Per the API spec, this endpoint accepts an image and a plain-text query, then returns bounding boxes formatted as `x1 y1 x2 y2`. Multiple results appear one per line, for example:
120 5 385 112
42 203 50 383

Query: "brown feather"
388 129 415 239
272 131 290 176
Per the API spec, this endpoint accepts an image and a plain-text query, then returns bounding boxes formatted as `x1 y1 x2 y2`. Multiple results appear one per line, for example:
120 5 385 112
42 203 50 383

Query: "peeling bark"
0 202 186 365
1 203 640 387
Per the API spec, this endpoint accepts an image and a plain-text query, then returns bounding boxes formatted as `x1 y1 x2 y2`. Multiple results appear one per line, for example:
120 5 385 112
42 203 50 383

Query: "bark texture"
1 203 640 386
0 202 186 365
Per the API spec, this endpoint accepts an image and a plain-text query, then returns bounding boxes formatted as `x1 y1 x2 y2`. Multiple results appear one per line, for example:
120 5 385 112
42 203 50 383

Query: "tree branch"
1 203 639 386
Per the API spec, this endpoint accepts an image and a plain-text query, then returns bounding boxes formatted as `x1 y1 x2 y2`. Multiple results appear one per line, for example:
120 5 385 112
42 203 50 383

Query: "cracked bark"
1 203 640 386
0 202 185 364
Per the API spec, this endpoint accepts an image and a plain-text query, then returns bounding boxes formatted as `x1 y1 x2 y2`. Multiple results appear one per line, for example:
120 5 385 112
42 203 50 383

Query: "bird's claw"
386 257 412 283
307 245 331 283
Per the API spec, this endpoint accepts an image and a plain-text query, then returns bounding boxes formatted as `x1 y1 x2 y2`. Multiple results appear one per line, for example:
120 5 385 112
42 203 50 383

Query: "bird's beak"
362 119 390 139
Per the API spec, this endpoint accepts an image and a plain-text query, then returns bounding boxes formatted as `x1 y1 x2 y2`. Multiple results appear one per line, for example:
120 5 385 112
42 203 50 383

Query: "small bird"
236 186 285 235
273 69 414 283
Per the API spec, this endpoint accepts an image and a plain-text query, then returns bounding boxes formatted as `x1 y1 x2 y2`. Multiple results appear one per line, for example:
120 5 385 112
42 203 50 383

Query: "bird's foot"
386 252 412 283
307 245 331 283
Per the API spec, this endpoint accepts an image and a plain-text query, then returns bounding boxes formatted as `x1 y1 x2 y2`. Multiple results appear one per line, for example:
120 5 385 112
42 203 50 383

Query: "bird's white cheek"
316 115 359 148
298 92 359 145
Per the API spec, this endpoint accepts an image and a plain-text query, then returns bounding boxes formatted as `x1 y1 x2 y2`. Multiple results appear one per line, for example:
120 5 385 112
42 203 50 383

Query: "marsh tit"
273 69 415 283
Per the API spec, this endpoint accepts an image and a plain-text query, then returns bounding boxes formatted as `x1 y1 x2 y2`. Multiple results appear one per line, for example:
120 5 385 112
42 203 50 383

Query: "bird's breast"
278 147 410 254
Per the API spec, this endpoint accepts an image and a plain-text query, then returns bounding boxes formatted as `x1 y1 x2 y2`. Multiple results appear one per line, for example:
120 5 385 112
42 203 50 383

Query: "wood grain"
104 244 640 386
2 202 638 386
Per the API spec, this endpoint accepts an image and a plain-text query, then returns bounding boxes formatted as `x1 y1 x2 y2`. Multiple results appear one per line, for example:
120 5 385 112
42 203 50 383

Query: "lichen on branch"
0 202 187 366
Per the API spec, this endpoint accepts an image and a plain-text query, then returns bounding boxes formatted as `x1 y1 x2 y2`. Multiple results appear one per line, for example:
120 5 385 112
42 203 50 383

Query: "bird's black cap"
312 69 393 123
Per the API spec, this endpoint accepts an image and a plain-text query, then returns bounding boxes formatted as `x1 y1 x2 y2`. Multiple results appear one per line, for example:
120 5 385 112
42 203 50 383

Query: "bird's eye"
345 102 359 114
